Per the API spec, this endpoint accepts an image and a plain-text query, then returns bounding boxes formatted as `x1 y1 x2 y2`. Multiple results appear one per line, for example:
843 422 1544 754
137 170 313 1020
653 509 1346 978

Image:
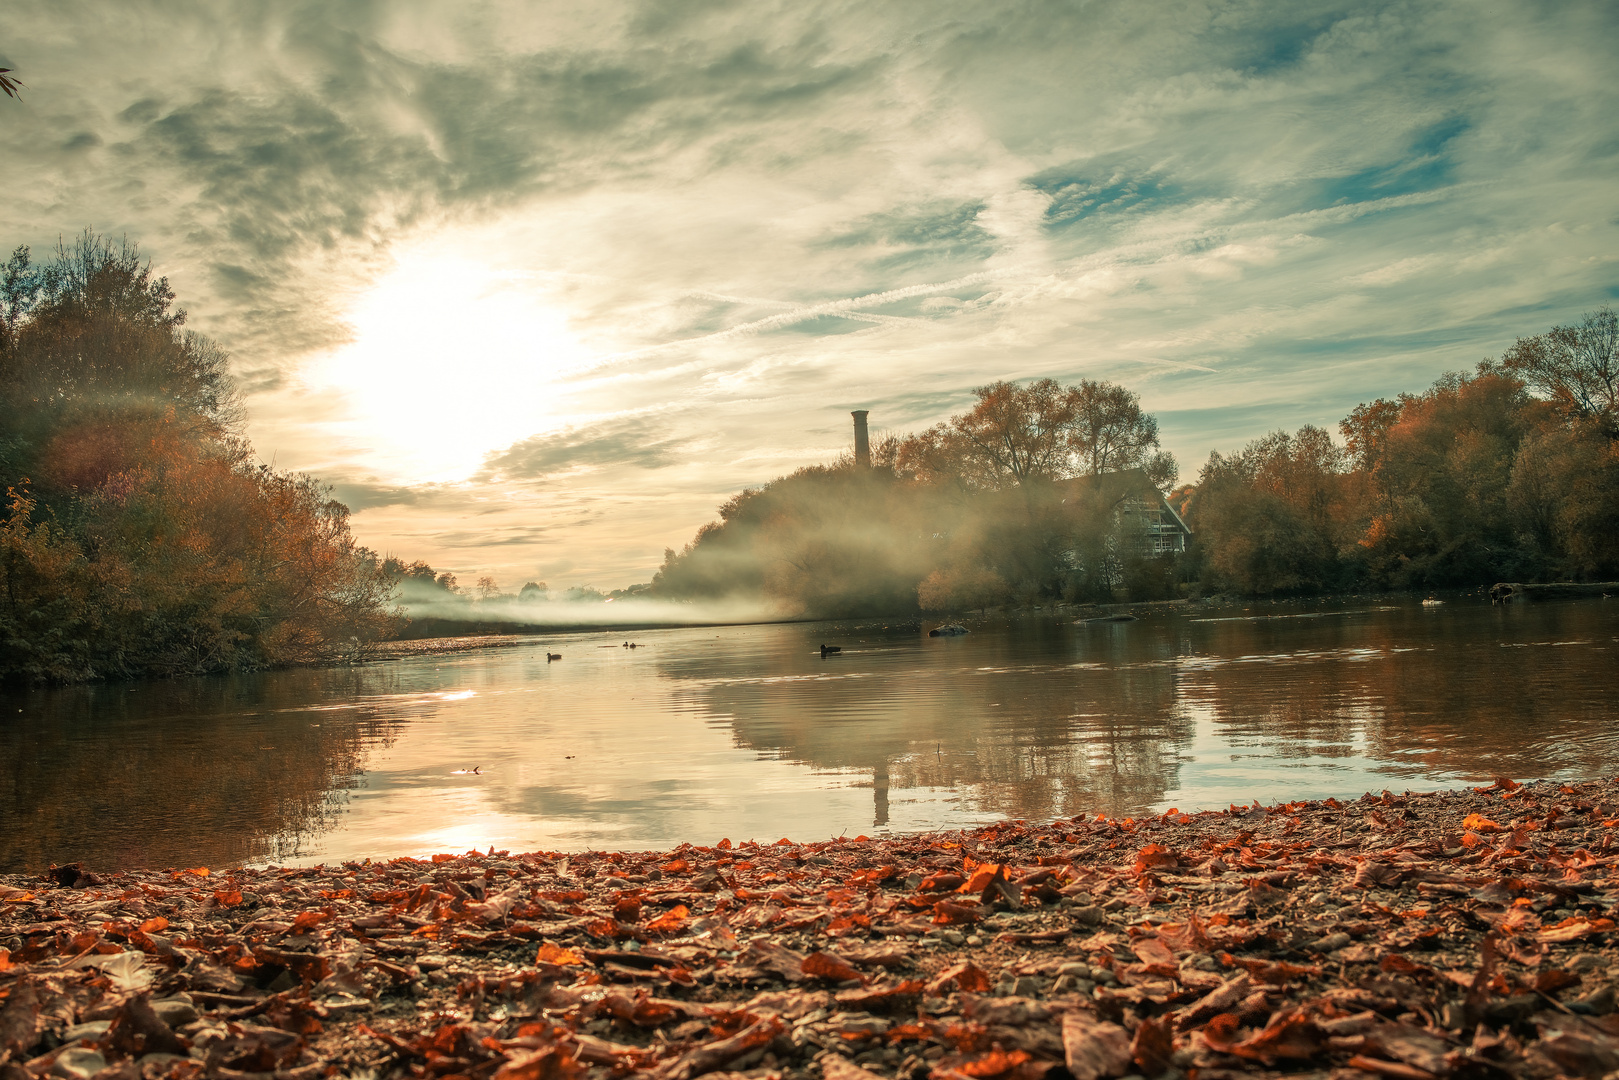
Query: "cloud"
329 482 430 511
3 0 1616 589
476 416 690 481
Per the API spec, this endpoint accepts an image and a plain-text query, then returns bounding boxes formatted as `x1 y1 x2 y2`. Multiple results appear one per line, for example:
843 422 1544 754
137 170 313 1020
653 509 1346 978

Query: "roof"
1056 468 1191 534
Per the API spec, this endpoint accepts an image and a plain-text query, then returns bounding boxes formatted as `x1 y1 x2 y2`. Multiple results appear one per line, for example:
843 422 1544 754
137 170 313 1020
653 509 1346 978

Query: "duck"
547 652 562 661
820 644 842 656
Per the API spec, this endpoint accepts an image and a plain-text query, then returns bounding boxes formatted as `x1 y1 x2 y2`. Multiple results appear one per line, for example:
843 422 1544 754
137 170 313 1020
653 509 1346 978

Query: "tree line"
653 307 1619 615
1189 307 1619 593
5 228 1610 679
0 234 395 682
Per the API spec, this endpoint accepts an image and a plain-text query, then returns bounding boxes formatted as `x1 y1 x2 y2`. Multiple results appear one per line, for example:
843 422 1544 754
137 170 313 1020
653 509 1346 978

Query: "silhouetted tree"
1501 306 1619 435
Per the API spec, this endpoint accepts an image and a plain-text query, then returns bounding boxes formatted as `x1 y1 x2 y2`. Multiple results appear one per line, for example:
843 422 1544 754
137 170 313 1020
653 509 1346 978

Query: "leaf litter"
4 777 1619 1080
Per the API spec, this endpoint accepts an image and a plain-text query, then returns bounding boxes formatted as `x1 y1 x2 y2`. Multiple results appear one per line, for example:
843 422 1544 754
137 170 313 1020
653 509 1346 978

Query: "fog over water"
2 597 1614 873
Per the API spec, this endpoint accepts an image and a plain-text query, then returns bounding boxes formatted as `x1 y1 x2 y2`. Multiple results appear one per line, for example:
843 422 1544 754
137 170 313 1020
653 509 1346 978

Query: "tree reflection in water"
696 601 1618 824
2 666 405 872
4 599 1615 872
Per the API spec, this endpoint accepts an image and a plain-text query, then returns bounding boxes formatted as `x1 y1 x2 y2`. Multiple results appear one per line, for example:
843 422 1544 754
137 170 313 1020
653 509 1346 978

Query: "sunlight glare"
311 255 591 481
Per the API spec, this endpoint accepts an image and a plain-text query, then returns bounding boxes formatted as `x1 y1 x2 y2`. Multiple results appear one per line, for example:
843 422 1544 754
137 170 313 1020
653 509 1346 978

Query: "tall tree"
1069 379 1177 486
1501 306 1619 434
897 377 1174 490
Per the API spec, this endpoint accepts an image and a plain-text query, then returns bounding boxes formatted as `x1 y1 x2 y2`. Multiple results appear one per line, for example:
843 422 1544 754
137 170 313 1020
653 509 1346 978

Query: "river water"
2 596 1615 873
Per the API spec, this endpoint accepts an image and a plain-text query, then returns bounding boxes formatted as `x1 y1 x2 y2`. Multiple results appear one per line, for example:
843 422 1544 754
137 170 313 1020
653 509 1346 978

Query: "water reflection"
1 599 1615 872
1 667 407 871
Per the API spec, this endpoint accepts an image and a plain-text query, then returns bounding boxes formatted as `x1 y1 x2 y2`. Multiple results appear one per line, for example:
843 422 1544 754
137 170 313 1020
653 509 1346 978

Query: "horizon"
3 1 1615 593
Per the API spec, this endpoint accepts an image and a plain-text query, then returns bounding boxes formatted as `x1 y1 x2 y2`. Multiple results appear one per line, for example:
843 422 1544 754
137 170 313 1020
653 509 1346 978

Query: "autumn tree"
897 377 1175 491
1191 426 1355 595
898 379 1080 489
0 232 397 682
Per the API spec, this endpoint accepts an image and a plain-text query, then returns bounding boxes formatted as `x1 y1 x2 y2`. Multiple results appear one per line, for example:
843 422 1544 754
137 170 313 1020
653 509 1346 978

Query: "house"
1058 468 1192 556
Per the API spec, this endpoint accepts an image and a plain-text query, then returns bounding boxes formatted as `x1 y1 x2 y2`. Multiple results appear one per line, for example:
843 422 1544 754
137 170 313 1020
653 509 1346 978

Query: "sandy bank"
4 778 1618 1080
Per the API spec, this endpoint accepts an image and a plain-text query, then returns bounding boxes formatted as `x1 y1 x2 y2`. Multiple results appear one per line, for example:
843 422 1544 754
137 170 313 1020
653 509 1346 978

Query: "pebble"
1307 932 1352 953
1057 962 1092 978
50 1048 106 1080
940 930 964 946
1070 905 1104 925
60 1021 111 1043
150 997 198 1026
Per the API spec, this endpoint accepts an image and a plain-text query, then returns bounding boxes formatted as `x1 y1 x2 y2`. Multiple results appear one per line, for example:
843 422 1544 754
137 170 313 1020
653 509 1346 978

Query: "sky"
2 1 1616 592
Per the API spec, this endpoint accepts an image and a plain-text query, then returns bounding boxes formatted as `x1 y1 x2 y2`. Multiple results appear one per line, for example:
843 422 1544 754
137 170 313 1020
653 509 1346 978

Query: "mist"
384 572 787 637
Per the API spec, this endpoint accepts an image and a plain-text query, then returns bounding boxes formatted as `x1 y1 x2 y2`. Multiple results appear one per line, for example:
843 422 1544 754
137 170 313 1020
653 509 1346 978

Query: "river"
2 596 1615 873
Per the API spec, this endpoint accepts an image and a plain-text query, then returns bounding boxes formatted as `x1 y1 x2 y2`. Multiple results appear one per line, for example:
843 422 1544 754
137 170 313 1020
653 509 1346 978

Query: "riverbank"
4 778 1617 1080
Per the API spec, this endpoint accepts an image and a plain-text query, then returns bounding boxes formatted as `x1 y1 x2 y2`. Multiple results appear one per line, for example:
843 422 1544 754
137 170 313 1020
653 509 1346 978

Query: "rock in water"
928 624 969 637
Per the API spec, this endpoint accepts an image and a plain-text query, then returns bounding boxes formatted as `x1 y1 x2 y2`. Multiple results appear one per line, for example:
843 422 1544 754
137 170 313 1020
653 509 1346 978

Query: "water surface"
3 597 1615 872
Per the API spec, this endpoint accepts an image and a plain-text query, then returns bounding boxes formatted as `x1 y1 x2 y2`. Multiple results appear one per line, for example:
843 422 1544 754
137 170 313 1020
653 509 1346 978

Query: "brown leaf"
1130 937 1176 970
1176 972 1252 1028
494 1043 586 1080
926 961 993 995
956 1047 1033 1078
834 979 925 1014
105 995 190 1058
744 939 806 981
1537 916 1615 943
1534 1028 1619 1076
0 978 40 1058
1133 844 1182 874
1345 1054 1437 1080
1532 968 1581 994
1129 1016 1174 1076
933 900 982 925
802 951 866 984
1062 1011 1133 1080
1353 859 1404 888
657 1016 783 1080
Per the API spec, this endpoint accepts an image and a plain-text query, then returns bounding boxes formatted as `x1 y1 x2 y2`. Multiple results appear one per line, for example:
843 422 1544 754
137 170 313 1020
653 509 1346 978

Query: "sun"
309 254 592 482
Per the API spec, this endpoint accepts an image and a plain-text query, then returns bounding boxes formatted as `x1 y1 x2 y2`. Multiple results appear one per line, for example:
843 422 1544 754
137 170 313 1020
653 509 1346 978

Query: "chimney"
852 410 871 469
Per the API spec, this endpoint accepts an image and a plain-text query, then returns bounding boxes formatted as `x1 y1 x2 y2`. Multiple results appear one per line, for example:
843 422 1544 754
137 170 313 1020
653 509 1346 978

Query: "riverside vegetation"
3 777 1619 1080
0 236 395 683
4 230 1616 681
648 310 1619 615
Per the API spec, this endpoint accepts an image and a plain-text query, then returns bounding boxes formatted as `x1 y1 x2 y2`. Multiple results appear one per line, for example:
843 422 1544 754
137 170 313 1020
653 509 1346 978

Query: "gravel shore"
4 777 1618 1080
